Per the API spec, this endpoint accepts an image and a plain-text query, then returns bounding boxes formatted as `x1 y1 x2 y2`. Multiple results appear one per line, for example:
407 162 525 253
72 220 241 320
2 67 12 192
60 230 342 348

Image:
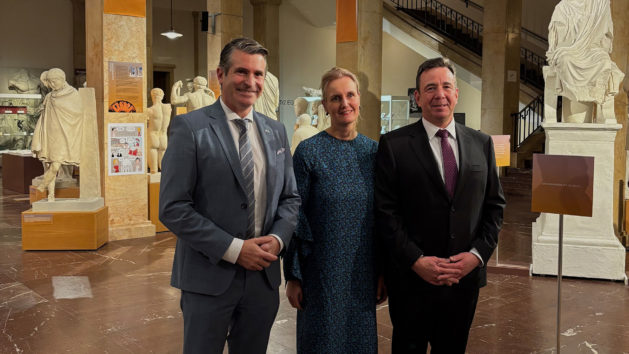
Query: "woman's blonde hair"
320 67 360 102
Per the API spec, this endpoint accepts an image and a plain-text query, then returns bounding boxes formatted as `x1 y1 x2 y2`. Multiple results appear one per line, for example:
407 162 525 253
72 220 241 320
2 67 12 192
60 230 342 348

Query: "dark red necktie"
436 129 458 198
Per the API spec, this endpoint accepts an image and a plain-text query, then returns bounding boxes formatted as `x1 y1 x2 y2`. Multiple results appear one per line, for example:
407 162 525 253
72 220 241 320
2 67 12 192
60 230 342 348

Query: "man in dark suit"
375 57 505 353
159 38 300 354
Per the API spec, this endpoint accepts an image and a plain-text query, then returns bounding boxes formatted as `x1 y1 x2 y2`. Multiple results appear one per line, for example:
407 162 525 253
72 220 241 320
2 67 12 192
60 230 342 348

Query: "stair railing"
520 47 546 90
511 95 544 151
389 0 483 55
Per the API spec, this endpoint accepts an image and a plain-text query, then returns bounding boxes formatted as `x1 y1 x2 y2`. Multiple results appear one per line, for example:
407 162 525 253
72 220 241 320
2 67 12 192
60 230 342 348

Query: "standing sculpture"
170 76 216 112
291 114 319 155
147 88 172 173
31 68 83 201
544 0 624 123
253 71 279 120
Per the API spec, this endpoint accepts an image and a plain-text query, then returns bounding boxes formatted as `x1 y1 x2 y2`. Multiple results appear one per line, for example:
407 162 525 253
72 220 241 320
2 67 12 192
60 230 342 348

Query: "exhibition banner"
491 135 511 167
531 154 594 217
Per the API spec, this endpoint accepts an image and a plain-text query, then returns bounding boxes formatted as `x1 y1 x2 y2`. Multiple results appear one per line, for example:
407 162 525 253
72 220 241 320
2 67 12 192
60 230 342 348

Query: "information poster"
108 61 143 113
491 135 511 167
531 154 594 217
108 123 144 176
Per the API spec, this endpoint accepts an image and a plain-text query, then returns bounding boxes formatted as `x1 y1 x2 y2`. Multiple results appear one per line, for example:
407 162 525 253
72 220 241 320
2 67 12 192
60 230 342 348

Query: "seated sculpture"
291 114 319 155
170 76 215 112
147 88 172 173
253 71 279 120
31 68 83 201
544 0 624 123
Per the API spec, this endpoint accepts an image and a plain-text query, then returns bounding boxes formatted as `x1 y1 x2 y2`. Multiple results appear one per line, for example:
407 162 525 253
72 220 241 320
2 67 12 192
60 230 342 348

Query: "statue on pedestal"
291 114 319 155
147 88 172 174
253 71 279 120
170 76 216 112
544 0 624 123
312 99 330 131
31 68 83 201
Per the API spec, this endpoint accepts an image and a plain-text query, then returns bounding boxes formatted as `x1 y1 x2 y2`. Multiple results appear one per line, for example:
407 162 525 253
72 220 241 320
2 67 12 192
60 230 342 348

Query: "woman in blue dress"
284 67 386 353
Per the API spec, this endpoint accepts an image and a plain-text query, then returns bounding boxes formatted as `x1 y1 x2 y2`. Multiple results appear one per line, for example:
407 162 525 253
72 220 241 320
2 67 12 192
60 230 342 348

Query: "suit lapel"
408 121 450 198
453 123 470 201
253 112 276 226
207 102 246 191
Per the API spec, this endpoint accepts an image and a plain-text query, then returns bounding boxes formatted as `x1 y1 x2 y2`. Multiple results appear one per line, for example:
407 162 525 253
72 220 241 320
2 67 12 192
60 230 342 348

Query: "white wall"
0 0 74 90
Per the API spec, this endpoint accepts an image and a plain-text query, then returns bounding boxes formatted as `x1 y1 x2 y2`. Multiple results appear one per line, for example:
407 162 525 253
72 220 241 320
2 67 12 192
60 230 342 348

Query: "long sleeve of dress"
283 144 314 282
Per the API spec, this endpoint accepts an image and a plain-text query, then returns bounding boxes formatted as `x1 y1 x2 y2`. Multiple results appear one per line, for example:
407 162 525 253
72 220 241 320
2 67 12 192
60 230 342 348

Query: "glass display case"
0 93 42 152
380 95 414 134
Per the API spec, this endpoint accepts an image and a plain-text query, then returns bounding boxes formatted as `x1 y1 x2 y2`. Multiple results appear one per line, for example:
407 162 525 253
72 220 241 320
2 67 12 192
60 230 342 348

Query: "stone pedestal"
148 173 167 233
531 123 627 281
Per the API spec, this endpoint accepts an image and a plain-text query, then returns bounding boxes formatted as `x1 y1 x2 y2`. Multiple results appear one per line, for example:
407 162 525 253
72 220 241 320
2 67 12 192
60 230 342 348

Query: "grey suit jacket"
375 120 505 288
159 100 300 296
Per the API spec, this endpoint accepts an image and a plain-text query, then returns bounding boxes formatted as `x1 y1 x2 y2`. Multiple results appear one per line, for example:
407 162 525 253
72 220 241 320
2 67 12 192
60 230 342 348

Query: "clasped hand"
236 236 280 271
411 252 480 286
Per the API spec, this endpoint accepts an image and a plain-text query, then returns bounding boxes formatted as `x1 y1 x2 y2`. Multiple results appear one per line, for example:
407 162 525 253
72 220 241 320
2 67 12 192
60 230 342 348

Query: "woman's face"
322 76 360 127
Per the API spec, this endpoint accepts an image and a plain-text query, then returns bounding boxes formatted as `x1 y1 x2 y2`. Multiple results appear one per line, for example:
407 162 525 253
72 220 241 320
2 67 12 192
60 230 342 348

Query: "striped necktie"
436 129 458 199
233 118 255 239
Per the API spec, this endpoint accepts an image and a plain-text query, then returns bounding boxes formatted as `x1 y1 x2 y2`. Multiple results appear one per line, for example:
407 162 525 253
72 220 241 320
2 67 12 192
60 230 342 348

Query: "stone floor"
1 184 628 353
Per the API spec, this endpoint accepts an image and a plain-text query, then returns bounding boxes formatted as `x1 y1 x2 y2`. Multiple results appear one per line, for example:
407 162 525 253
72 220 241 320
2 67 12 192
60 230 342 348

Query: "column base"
109 221 156 241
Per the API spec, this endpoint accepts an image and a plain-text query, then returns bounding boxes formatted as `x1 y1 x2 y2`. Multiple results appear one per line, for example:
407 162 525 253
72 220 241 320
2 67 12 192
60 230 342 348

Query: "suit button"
450 233 455 239
241 203 247 209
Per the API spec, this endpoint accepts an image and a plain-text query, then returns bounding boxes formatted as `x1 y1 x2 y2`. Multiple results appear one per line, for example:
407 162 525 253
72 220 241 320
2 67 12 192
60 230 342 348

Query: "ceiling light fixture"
161 0 182 39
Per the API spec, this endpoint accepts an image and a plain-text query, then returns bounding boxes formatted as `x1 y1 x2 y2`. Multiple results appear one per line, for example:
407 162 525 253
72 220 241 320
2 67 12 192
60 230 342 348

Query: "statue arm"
170 81 188 105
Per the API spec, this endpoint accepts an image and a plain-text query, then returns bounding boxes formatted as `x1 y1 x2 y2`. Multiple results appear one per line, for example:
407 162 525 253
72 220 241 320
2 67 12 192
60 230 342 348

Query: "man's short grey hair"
218 37 268 74
415 57 456 91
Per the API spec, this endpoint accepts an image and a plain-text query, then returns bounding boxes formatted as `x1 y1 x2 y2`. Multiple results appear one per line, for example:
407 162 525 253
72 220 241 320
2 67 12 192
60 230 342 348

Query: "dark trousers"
180 268 279 354
387 275 479 354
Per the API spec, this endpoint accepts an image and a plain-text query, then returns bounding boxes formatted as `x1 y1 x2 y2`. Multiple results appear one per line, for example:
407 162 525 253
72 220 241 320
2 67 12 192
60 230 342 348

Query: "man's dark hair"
219 37 268 74
415 57 456 91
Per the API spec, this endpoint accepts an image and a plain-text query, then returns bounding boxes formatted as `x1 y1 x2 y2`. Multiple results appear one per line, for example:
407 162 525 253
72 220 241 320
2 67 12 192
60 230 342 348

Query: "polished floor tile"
1 177 628 353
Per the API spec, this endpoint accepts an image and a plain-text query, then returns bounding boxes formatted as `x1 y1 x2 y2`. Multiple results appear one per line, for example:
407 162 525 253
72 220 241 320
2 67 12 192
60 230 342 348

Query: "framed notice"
491 135 511 167
531 154 594 217
108 123 145 176
108 61 143 113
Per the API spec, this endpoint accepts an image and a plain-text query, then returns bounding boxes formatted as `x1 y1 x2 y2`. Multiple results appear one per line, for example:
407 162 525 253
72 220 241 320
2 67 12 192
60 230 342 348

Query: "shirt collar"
220 97 254 122
422 117 456 140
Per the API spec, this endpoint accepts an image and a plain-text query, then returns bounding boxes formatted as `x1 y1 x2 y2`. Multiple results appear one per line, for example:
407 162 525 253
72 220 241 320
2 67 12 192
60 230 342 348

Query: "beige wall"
0 0 74 85
152 7 197 83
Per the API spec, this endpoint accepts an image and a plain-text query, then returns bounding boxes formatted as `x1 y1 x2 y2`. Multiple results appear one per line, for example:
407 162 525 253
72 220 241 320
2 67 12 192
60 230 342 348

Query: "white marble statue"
147 88 172 174
291 114 319 155
31 68 84 201
8 69 44 95
312 99 330 131
170 76 216 112
253 71 279 120
293 97 309 118
302 86 322 97
544 0 624 123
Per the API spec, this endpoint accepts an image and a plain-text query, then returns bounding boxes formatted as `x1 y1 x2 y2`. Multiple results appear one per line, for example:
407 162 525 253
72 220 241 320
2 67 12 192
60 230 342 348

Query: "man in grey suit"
375 57 505 353
159 38 300 354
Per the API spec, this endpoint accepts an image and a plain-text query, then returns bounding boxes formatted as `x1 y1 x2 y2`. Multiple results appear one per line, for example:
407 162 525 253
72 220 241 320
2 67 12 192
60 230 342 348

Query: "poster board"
531 154 594 217
108 61 143 113
491 135 511 167
108 123 145 176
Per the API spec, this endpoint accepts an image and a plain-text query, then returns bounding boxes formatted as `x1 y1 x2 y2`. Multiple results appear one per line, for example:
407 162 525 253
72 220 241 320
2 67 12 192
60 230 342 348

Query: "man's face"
415 67 458 128
217 50 266 116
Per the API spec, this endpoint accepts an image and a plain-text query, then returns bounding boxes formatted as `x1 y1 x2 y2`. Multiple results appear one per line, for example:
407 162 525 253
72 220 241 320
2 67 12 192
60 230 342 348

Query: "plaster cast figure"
293 97 309 118
31 68 83 201
291 114 319 155
313 99 330 131
302 86 322 97
147 88 172 173
170 76 216 112
253 71 279 120
544 0 624 123
8 69 44 94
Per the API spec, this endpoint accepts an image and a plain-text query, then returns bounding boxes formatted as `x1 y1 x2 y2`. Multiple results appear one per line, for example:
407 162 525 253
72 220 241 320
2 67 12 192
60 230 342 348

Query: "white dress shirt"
422 118 483 266
219 98 283 264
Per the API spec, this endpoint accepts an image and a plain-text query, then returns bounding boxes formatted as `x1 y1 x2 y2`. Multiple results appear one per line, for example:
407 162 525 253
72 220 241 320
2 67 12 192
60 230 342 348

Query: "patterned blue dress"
284 131 379 354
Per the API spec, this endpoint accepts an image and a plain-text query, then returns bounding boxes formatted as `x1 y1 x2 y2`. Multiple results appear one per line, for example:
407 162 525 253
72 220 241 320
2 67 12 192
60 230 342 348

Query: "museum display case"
380 95 413 134
0 93 42 152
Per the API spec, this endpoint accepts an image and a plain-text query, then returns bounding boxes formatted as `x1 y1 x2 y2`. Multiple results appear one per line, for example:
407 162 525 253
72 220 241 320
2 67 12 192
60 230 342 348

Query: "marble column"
250 0 281 78
335 0 382 141
86 0 155 240
480 0 521 138
611 0 629 233
206 0 243 97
